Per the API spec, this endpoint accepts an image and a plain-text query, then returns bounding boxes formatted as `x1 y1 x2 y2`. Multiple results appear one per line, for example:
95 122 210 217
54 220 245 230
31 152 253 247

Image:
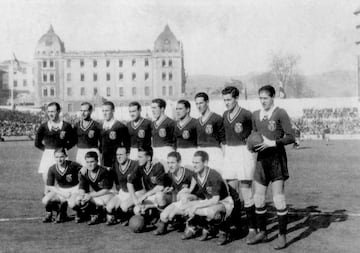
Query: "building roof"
154 25 181 52
64 49 152 57
36 25 65 53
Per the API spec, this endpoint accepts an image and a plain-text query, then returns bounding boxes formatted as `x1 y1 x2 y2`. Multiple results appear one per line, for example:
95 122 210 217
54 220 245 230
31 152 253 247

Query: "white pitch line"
0 217 42 222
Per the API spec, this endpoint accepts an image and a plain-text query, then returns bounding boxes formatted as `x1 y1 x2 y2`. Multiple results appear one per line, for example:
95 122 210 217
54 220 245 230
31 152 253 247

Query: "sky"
0 0 359 76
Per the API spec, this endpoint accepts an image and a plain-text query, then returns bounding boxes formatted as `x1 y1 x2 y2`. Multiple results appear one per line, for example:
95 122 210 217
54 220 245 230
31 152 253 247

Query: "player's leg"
41 191 59 223
88 193 114 225
153 202 176 235
105 195 121 225
271 180 288 250
240 180 257 241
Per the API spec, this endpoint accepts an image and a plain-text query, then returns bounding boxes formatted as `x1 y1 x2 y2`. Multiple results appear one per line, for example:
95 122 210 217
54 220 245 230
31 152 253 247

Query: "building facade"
34 25 186 112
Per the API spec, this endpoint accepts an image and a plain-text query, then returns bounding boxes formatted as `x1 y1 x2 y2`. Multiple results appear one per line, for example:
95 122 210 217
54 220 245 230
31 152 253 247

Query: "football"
247 132 264 152
129 215 145 233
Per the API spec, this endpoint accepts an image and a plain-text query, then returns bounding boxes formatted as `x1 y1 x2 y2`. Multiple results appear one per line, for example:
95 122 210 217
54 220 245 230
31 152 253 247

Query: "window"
162 86 166 96
66 60 71 68
162 60 166 67
119 73 123 81
132 73 136 81
67 73 71 81
132 87 136 96
145 58 149 67
43 61 47 68
145 73 149 80
169 86 173 96
93 73 97 82
23 80 27 87
50 73 54 82
145 86 150 96
119 87 124 97
43 74 47 82
162 72 166 81
93 87 98 96
80 87 85 96
43 88 48 97
168 59 172 67
93 60 97 67
13 80 18 87
106 87 111 97
50 87 55 96
132 59 136 66
68 104 73 112
169 72 173 81
67 87 72 96
119 60 123 67
106 73 111 81
80 59 84 67
106 60 110 67
80 73 85 82
50 60 54 68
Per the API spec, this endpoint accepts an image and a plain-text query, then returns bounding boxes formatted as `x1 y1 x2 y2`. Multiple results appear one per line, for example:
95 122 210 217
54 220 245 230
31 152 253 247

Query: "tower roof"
36 25 65 55
154 25 181 52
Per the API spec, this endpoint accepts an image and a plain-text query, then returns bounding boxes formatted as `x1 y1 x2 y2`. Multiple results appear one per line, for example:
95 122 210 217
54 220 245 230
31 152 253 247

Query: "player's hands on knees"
185 206 197 218
82 193 91 202
163 187 173 193
255 135 276 151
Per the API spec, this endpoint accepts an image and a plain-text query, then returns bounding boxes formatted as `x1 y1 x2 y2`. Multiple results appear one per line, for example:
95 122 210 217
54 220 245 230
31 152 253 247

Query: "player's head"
138 147 153 166
54 148 67 166
193 150 209 173
85 151 99 171
47 102 61 121
258 85 275 111
151 98 166 120
102 101 115 121
167 151 181 173
194 92 209 115
176 100 191 120
129 101 142 121
80 102 93 120
116 146 128 165
222 86 239 111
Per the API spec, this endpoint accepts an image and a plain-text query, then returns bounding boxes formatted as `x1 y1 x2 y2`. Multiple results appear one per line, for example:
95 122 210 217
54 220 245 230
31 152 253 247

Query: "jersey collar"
56 162 68 176
199 111 213 126
227 105 241 124
177 116 192 130
131 118 144 130
197 166 210 188
153 115 167 129
48 120 63 131
118 159 131 174
88 167 100 182
172 167 185 185
260 106 277 121
103 118 115 130
80 119 94 131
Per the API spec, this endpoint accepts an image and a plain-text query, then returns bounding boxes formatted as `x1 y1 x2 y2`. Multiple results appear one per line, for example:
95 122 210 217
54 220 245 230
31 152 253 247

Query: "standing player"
247 85 295 249
153 151 197 235
106 146 144 225
221 86 257 241
174 100 198 167
74 102 101 166
42 148 82 223
74 151 114 225
151 98 176 166
35 102 76 194
194 92 225 172
127 101 152 160
100 101 130 167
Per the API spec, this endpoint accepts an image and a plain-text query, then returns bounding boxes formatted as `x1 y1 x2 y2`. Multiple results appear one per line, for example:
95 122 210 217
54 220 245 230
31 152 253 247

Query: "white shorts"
55 185 79 201
197 147 223 173
38 149 55 174
93 193 114 206
117 189 145 202
129 148 138 160
153 146 175 168
177 148 197 168
221 196 235 218
76 148 100 167
222 145 256 180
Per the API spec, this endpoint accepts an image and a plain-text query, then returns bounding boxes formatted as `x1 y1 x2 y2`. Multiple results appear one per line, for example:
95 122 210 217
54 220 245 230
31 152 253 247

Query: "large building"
34 25 186 112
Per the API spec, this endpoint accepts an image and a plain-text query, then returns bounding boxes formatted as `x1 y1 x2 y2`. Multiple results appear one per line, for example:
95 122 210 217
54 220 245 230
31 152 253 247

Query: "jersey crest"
138 129 145 138
268 120 276 131
150 176 157 184
234 122 243 133
88 130 95 138
206 186 213 195
182 130 190 139
205 124 213 134
109 131 116 140
60 131 66 139
159 128 166 137
97 180 104 188
66 174 73 183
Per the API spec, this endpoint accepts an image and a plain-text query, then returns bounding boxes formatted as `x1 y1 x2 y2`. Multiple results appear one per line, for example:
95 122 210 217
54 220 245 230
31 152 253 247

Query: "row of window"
13 80 31 88
42 87 56 97
42 73 56 83
66 72 172 82
42 60 55 69
64 59 173 68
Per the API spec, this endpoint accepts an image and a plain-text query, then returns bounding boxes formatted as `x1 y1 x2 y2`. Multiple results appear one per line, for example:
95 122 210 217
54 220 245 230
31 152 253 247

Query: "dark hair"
138 146 153 159
47 102 61 112
177 99 191 110
85 151 98 161
194 92 209 102
221 86 239 98
81 102 93 111
167 151 182 162
258 85 276 97
129 101 142 110
115 145 128 154
151 98 166 109
54 147 67 156
103 101 115 110
193 150 209 162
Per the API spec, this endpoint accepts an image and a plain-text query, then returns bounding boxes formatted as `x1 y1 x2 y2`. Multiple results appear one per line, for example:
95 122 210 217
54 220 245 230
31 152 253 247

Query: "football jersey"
79 165 113 193
168 167 195 193
174 117 197 149
127 118 152 149
47 160 82 188
152 116 176 148
129 162 168 191
194 167 229 200
110 159 143 192
223 106 252 146
35 121 76 150
196 112 225 148
74 120 101 149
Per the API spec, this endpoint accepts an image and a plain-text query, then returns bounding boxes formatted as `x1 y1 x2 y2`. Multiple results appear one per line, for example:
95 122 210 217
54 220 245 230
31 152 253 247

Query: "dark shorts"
254 149 289 186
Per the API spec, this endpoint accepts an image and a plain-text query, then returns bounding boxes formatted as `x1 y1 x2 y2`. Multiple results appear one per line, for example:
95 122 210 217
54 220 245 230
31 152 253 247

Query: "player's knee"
133 205 141 215
273 194 286 210
160 211 168 222
155 192 166 206
254 193 265 208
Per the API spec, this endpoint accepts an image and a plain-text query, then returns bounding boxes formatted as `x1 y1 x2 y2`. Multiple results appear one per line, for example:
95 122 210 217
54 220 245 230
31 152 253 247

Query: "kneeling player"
73 151 114 225
42 148 82 223
128 147 171 223
106 146 144 225
153 151 197 235
181 151 234 245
